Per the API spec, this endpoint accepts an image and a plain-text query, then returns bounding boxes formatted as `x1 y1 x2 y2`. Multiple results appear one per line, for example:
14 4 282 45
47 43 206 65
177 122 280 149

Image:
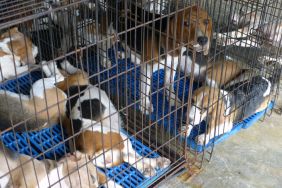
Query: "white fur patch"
220 90 232 116
0 174 10 188
262 77 271 97
32 45 38 58
36 164 67 188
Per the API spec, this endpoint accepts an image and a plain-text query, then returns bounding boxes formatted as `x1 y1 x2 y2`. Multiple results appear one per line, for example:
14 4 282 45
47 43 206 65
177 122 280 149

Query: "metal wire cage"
0 0 281 187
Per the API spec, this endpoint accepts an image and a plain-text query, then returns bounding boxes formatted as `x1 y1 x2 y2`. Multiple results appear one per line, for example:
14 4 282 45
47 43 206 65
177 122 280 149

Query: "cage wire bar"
0 0 281 187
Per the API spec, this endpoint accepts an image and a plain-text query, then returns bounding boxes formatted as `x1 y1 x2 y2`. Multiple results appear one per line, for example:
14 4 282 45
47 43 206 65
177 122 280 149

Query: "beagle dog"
62 84 171 181
0 141 102 188
0 59 88 132
0 27 38 82
121 5 212 114
183 75 272 145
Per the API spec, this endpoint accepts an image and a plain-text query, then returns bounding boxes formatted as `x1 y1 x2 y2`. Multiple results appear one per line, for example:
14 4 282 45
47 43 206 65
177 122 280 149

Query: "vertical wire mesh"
0 0 281 187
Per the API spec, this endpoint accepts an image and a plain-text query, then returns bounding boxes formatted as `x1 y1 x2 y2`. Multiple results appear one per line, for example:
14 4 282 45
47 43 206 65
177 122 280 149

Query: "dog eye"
184 21 190 27
203 19 209 25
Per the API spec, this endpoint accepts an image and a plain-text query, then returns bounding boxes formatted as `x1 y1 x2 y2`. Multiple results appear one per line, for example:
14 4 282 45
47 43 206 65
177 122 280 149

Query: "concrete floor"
159 90 282 188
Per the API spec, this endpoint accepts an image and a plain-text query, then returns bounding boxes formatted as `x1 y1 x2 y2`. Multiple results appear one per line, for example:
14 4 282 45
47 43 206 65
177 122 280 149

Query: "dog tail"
0 93 46 132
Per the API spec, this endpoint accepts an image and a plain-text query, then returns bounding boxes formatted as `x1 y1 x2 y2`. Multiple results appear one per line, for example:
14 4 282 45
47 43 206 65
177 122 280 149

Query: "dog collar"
220 90 232 116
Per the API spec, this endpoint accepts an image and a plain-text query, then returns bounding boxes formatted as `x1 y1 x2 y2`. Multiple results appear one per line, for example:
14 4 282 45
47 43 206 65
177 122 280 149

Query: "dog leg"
180 123 194 138
59 60 80 74
100 42 112 69
196 121 233 145
140 64 153 114
0 56 29 80
12 65 30 77
164 66 181 107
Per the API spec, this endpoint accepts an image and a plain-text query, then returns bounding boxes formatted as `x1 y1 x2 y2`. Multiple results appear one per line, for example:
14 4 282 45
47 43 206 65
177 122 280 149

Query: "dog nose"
197 36 208 46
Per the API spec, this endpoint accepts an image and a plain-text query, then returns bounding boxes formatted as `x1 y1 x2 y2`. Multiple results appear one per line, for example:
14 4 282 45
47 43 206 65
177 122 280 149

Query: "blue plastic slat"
0 71 43 94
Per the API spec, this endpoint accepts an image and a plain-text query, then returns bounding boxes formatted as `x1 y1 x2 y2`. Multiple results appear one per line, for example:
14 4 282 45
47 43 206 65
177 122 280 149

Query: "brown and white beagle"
0 141 101 188
62 83 171 185
121 5 212 114
0 27 38 82
182 74 272 145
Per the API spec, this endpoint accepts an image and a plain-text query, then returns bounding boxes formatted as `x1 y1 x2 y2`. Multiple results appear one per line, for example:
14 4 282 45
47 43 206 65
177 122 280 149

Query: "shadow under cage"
0 0 281 187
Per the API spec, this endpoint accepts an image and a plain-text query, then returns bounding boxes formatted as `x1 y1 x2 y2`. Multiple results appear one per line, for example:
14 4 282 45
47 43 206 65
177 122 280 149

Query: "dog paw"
42 63 52 77
101 58 112 69
180 124 193 137
117 51 126 59
196 134 209 145
140 98 154 114
141 157 171 178
155 157 171 170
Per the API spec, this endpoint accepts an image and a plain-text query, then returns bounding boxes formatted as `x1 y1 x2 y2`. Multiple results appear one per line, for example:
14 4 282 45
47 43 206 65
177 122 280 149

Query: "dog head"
169 6 212 55
58 151 99 188
0 27 38 65
189 86 228 125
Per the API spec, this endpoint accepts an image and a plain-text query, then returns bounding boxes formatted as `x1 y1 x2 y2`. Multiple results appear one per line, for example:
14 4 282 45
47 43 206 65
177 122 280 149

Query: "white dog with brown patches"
0 141 102 188
182 75 272 145
62 84 171 181
0 27 38 82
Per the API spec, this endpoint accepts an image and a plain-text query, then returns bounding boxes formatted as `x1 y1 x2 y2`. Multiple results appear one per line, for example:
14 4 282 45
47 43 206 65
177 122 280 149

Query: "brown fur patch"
206 60 242 86
0 50 8 57
1 27 35 65
56 71 89 92
76 130 124 159
192 87 234 136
